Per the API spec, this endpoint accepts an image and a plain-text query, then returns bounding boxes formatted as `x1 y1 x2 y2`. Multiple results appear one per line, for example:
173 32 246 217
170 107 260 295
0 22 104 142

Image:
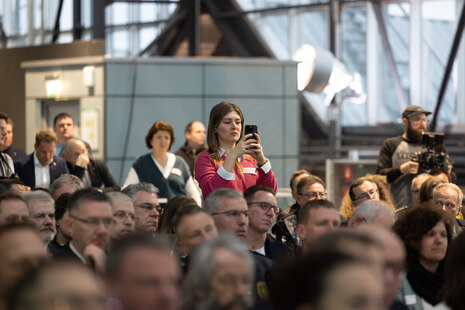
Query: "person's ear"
176 239 187 255
296 223 306 241
352 216 365 227
402 118 408 127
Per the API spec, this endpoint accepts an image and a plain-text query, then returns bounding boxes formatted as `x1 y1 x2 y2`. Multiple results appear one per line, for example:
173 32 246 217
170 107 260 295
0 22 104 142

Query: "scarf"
406 258 444 306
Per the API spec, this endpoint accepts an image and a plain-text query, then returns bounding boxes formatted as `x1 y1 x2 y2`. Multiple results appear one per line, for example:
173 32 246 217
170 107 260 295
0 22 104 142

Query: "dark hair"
296 175 325 195
270 251 359 310
173 204 207 236
53 113 72 127
297 199 336 224
419 176 446 204
0 178 26 195
67 188 111 214
0 192 24 208
0 112 9 122
185 121 194 134
106 233 172 276
393 206 452 261
442 232 465 310
145 120 175 150
206 102 244 162
244 185 275 202
348 178 373 201
157 196 197 234
55 193 71 221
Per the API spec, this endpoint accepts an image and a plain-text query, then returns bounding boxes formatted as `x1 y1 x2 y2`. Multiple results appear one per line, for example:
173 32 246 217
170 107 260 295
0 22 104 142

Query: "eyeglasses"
134 203 162 214
355 188 379 201
298 191 327 200
247 201 280 214
435 200 457 210
408 116 429 123
113 211 135 221
69 215 114 228
211 210 249 218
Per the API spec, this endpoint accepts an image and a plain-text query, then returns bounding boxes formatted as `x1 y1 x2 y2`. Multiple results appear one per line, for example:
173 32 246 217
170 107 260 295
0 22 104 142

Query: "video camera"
412 132 449 173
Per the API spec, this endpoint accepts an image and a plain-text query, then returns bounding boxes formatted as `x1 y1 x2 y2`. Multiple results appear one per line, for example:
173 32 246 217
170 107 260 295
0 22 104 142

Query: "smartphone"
244 125 258 141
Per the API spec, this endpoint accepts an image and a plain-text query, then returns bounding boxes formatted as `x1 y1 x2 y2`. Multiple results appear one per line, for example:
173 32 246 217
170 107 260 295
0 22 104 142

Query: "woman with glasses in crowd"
393 206 452 310
124 121 201 205
195 102 278 198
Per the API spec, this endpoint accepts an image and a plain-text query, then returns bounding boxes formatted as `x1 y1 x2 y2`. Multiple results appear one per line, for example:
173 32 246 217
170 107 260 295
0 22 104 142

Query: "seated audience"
0 178 30 195
272 169 311 250
244 185 291 262
411 173 431 208
56 189 113 274
15 130 68 189
393 207 452 308
270 249 383 310
432 182 464 232
106 191 135 245
47 193 72 255
49 173 84 201
105 234 181 310
62 138 119 190
340 174 396 220
182 234 254 310
0 193 29 225
296 199 340 254
157 196 197 235
0 113 16 178
348 199 396 229
122 183 161 234
419 176 446 208
22 191 56 244
0 117 27 164
9 259 106 310
0 223 47 310
357 225 407 310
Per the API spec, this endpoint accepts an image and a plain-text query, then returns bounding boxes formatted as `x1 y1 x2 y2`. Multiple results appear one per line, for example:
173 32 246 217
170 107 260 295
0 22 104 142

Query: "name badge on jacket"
171 168 182 177
243 167 257 175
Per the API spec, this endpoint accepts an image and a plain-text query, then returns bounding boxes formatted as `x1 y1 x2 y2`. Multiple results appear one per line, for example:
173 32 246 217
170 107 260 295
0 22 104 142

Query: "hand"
229 134 258 159
400 161 419 175
247 131 267 166
83 244 106 274
75 153 90 168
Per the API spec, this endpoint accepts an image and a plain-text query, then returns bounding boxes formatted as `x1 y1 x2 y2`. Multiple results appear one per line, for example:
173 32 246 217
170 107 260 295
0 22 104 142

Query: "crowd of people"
0 103 464 310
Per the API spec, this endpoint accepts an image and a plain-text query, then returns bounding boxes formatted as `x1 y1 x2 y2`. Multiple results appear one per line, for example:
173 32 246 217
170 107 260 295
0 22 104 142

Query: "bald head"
62 138 87 165
348 200 395 229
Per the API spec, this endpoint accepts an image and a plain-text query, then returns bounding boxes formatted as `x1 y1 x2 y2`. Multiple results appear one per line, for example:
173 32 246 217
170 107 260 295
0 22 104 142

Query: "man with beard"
23 191 56 244
377 105 438 208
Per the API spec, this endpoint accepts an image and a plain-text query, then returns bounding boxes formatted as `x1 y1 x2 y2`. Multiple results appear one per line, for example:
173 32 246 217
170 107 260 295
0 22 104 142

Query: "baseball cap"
402 105 432 119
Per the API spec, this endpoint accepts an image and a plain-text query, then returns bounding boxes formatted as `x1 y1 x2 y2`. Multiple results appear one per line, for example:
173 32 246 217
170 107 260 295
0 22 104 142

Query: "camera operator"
377 105 448 209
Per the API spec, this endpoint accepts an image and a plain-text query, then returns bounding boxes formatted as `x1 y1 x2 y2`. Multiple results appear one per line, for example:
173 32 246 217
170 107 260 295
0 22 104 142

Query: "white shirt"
69 241 86 264
124 153 202 205
33 152 51 188
216 147 272 181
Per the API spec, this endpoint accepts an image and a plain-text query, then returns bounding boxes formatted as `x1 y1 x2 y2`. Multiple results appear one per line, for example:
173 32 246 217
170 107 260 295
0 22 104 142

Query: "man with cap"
377 105 439 209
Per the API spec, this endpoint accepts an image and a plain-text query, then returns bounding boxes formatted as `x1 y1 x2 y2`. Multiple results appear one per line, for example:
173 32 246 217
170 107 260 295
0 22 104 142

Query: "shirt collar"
218 147 227 157
33 152 52 167
69 242 87 264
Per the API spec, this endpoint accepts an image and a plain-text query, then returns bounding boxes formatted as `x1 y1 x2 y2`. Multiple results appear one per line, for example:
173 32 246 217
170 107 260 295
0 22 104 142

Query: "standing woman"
394 206 452 310
124 121 201 205
195 102 278 198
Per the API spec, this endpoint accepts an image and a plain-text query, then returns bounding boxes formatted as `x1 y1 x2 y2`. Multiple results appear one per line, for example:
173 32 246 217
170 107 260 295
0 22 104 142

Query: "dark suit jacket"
4 146 28 164
66 158 120 191
15 153 69 188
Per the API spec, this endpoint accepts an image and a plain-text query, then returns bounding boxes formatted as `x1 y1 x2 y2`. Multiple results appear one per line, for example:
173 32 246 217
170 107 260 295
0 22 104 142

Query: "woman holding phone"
195 101 278 198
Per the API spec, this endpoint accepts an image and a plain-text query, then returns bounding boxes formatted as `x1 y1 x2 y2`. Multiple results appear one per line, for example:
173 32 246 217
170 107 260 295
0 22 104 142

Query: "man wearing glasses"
349 179 380 207
60 189 114 274
377 105 436 209
122 182 161 234
244 185 291 262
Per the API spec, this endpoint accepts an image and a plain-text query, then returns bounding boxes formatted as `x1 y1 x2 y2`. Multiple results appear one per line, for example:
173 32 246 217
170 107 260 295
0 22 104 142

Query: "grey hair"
348 200 394 226
181 234 254 310
106 191 134 210
122 182 159 201
49 174 84 193
22 191 54 206
433 183 464 208
204 188 244 214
